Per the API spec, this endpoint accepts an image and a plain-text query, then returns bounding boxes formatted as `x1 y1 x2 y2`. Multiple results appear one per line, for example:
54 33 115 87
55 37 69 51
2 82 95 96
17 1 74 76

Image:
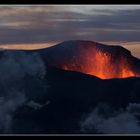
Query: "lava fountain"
60 48 136 79
42 40 140 79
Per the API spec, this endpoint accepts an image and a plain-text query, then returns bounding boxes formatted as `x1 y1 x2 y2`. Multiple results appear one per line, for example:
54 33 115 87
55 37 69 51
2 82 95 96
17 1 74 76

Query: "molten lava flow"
60 47 136 79
118 57 136 78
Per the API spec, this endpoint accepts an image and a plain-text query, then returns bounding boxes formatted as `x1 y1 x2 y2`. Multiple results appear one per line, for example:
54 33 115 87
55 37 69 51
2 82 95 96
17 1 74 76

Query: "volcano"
0 41 140 134
39 40 140 79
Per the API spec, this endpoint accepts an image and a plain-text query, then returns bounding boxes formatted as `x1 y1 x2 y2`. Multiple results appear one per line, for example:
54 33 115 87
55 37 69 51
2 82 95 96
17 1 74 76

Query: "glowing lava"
44 41 140 79
61 51 136 79
58 41 136 79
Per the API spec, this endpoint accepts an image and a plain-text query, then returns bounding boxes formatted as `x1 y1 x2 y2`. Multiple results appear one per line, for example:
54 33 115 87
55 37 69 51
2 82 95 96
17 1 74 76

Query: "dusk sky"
0 5 140 58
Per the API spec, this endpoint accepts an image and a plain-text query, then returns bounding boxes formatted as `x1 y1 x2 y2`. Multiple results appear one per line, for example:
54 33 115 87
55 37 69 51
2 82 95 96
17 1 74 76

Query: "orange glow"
0 43 57 50
59 45 137 79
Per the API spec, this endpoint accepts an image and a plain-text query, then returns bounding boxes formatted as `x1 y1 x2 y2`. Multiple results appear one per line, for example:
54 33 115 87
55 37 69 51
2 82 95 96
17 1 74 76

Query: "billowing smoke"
0 91 26 133
0 50 46 133
80 103 140 134
27 100 51 110
0 51 46 82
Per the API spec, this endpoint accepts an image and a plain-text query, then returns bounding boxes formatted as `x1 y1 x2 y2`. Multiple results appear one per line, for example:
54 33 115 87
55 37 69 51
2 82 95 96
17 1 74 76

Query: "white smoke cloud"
0 50 46 133
80 103 140 134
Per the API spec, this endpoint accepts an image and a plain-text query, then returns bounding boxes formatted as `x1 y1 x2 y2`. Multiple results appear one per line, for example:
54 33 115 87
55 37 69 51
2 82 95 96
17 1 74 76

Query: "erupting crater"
41 40 140 79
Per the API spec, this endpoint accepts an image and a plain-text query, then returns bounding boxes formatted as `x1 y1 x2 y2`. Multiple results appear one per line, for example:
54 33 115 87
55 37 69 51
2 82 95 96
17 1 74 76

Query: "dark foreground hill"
11 65 140 134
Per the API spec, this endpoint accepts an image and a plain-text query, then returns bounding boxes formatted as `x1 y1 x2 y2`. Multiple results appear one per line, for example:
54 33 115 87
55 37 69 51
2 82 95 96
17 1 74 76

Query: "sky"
0 5 140 58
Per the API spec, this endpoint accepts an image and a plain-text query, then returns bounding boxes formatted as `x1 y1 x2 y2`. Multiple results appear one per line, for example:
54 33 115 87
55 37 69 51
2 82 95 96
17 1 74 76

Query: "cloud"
0 50 46 133
0 6 140 44
80 103 140 134
27 100 51 110
0 51 46 82
0 92 26 133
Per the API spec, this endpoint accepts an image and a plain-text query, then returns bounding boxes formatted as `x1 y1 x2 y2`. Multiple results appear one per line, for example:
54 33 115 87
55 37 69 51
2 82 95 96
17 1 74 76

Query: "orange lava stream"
61 49 136 79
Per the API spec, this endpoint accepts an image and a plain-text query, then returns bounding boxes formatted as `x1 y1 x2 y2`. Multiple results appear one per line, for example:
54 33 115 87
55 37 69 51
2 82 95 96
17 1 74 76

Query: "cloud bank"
80 103 140 134
0 50 46 133
0 6 139 44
